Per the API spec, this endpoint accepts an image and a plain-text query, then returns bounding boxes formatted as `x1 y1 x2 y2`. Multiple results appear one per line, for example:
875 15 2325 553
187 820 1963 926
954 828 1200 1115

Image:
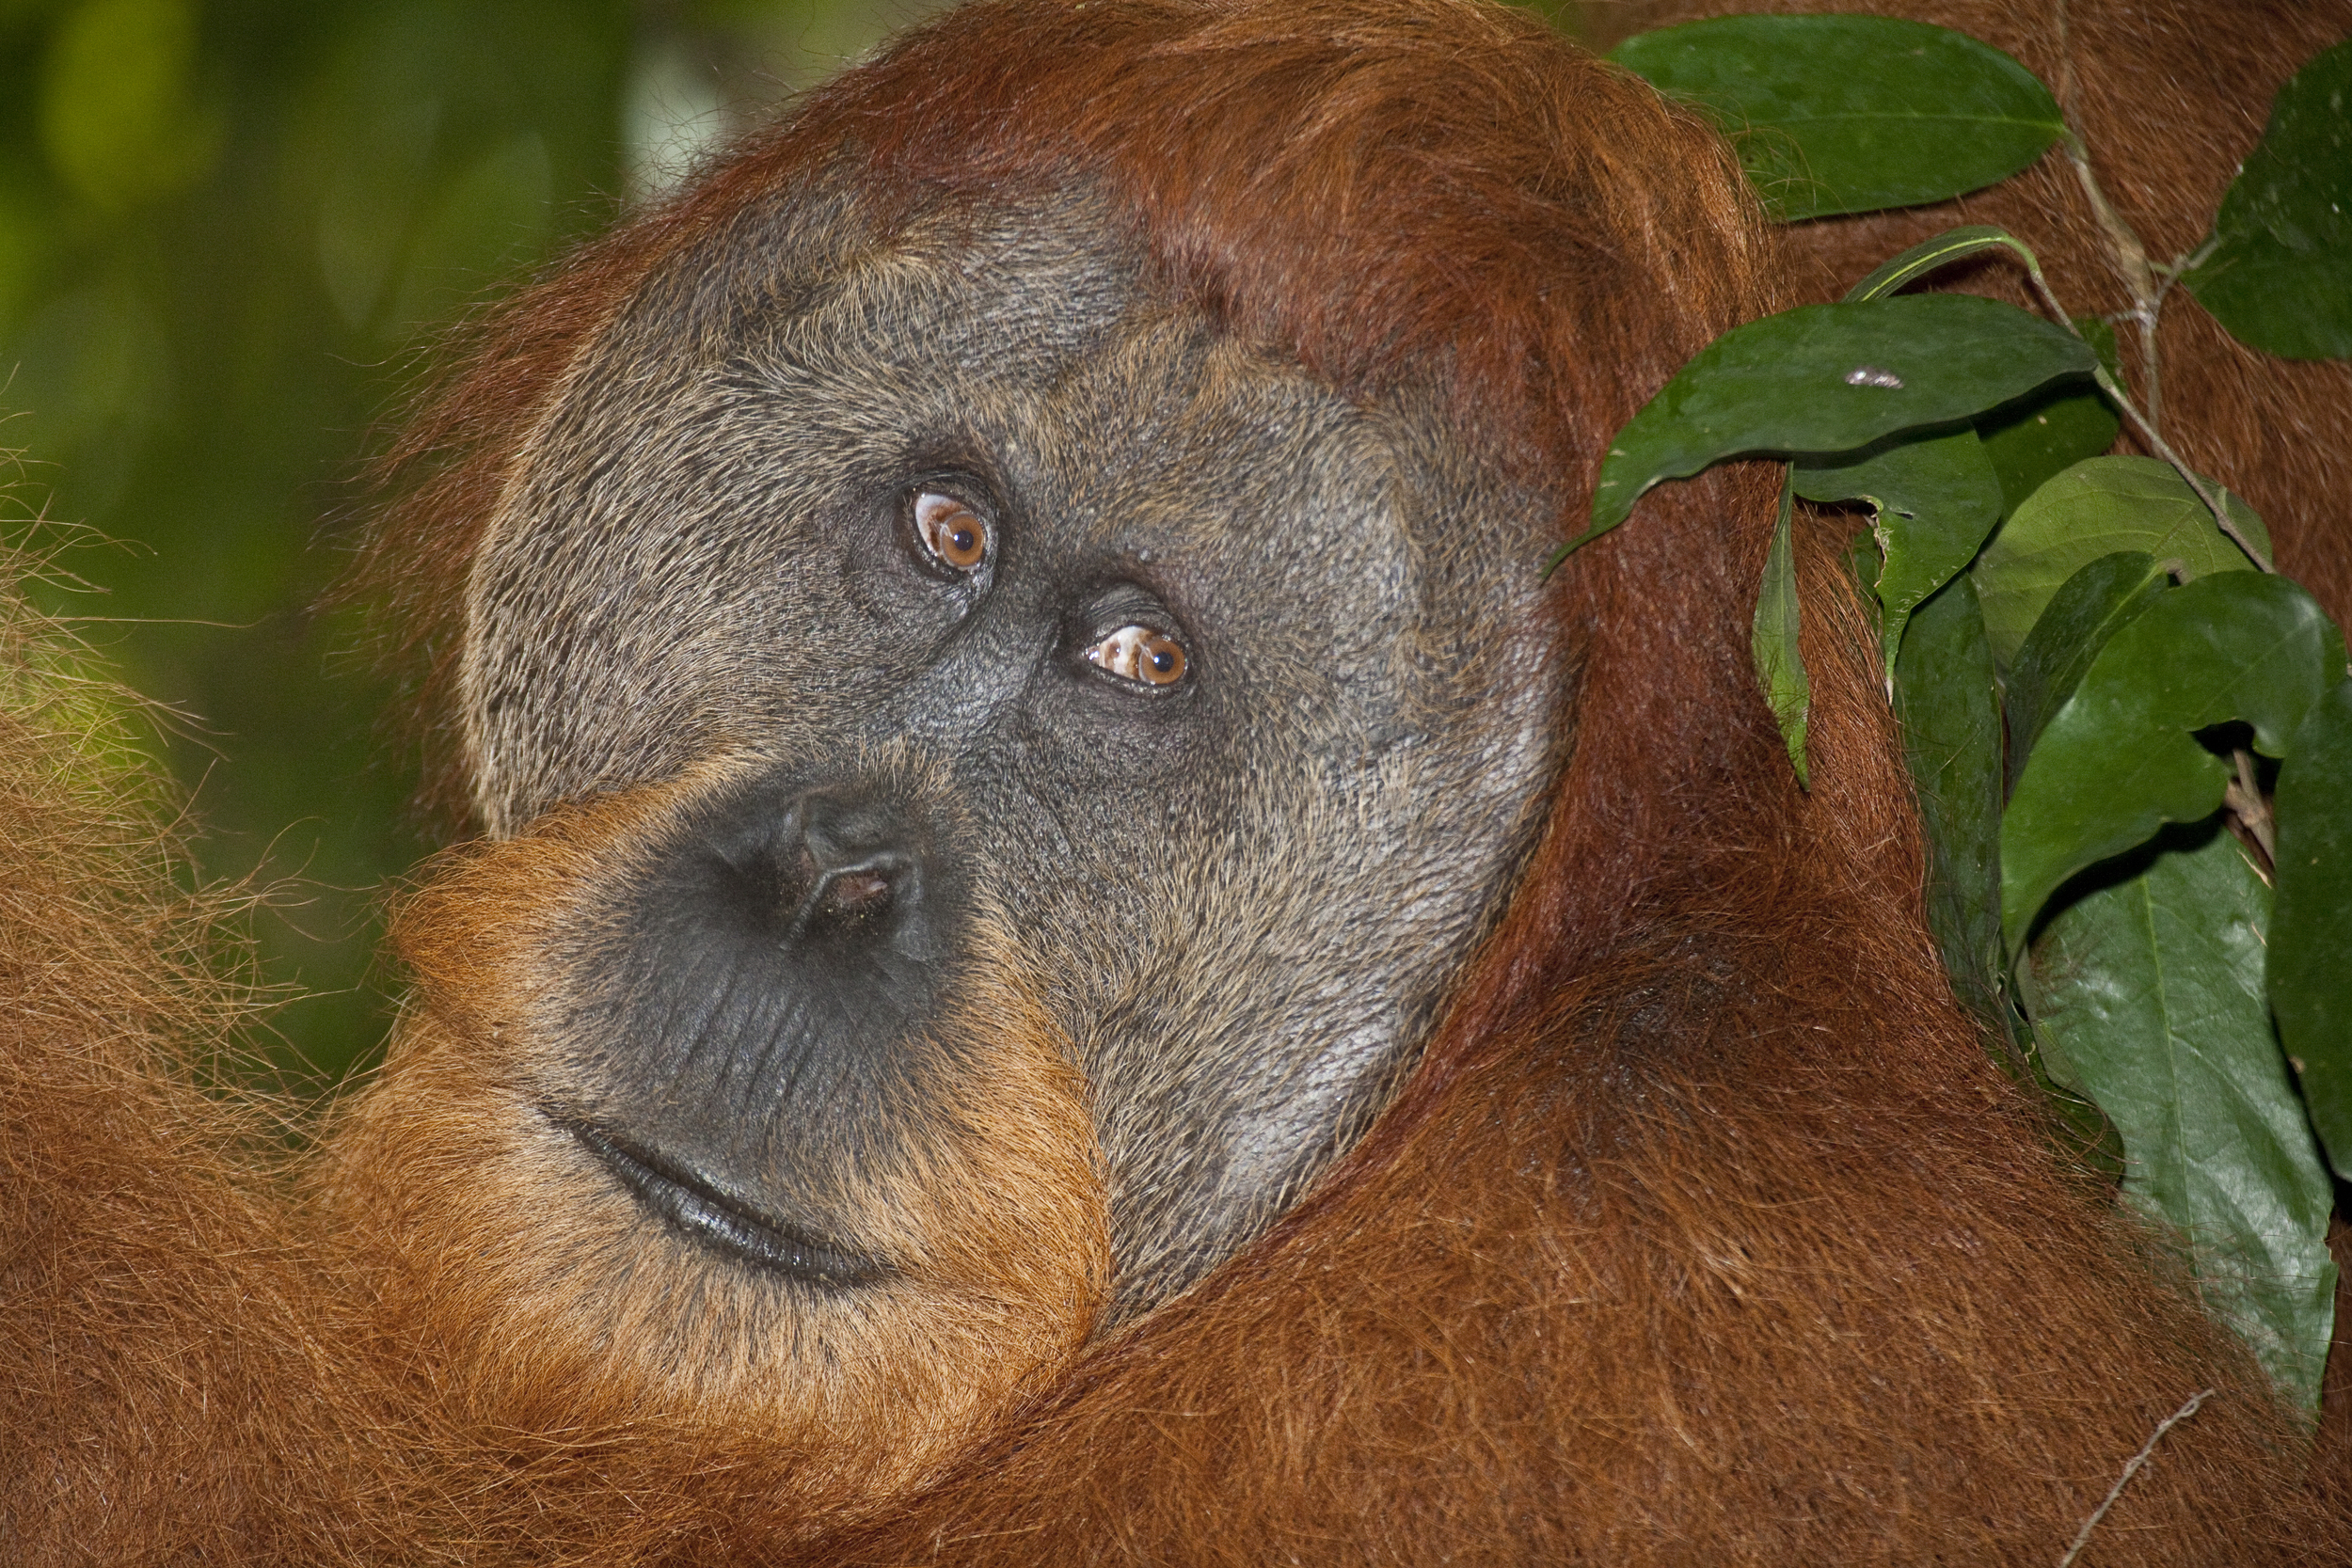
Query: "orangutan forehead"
613 182 1163 388
460 180 1477 837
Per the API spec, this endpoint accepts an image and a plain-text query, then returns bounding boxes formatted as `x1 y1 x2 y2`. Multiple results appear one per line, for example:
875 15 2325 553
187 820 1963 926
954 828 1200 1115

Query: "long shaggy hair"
5 2 2345 1561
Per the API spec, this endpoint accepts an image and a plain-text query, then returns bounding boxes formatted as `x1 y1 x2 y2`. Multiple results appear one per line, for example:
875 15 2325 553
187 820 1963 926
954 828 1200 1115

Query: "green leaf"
2272 676 2352 1182
2001 552 2171 797
1974 384 2120 517
1838 234 2125 515
1843 524 1882 600
2073 316 2124 384
2021 824 2336 1410
1752 470 1809 787
1973 456 2274 666
1796 428 2002 675
2001 573 2345 953
1843 224 2034 303
1583 294 2094 546
2179 40 2352 360
1608 16 2065 221
1890 573 2011 1048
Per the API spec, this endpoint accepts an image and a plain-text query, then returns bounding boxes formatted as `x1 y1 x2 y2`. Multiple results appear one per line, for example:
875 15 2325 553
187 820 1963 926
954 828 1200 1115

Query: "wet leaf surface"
2181 40 2352 359
2002 573 2344 953
1611 16 2063 220
2025 824 2336 1410
2272 677 2352 1181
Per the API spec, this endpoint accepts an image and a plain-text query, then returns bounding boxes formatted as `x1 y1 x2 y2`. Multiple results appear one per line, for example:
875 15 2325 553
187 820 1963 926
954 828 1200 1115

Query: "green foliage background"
0 0 974 1085
0 0 1587 1087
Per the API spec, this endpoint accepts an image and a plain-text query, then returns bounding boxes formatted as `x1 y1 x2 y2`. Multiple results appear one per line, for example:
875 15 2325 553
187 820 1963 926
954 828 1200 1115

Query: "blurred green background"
0 0 1587 1089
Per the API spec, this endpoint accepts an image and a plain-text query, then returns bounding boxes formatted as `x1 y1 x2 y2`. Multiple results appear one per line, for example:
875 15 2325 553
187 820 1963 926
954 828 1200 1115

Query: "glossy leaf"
1891 574 2011 1048
2180 41 2352 360
1752 471 1809 786
2022 825 2336 1410
1975 384 2120 517
2273 677 2352 1182
1797 429 2002 674
1584 295 2093 546
1843 224 2034 303
2000 552 2171 797
2002 573 2344 953
1973 456 2273 666
2074 316 2124 384
1609 16 2064 221
1844 525 1882 600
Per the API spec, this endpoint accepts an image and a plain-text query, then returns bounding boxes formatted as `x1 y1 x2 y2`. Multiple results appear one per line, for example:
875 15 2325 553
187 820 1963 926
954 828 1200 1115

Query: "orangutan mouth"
564 1117 891 1289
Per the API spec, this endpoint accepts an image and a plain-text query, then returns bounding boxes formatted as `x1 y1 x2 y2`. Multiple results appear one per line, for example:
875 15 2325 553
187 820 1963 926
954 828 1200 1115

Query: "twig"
2063 143 2165 430
2053 0 2275 539
2008 242 2265 566
2001 18 2260 565
2225 749 2276 865
2052 0 2167 432
2051 0 2077 122
2057 1388 2214 1567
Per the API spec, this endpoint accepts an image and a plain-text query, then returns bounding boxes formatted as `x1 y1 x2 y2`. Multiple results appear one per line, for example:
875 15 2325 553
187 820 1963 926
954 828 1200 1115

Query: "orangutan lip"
564 1118 890 1288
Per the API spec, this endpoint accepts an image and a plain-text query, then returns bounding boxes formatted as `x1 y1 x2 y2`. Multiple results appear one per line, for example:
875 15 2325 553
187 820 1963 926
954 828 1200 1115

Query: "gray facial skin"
462 181 1567 1316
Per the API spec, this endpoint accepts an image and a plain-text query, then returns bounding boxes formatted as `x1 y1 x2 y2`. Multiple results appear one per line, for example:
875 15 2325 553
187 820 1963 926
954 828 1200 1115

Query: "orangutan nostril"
823 869 895 918
765 788 936 959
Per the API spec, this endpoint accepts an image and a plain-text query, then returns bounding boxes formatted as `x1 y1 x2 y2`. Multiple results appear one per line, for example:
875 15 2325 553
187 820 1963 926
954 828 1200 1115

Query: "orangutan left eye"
1085 625 1187 687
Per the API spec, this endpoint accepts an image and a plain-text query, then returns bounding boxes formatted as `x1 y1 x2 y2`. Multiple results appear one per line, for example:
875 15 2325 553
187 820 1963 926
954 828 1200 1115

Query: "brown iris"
914 491 988 571
1086 625 1187 687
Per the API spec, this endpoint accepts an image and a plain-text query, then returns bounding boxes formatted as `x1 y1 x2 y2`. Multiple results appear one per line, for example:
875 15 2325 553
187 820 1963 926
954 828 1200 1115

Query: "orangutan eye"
913 491 989 572
1085 625 1187 687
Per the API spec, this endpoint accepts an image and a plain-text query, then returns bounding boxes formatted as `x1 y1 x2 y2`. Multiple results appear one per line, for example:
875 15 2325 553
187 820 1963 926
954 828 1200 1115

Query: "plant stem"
2052 0 2182 433
2003 236 2261 564
2060 136 2167 433
2226 748 2277 866
2040 70 2255 559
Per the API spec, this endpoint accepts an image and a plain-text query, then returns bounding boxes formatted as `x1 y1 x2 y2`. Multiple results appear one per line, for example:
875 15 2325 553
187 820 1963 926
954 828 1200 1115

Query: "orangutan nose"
774 786 938 963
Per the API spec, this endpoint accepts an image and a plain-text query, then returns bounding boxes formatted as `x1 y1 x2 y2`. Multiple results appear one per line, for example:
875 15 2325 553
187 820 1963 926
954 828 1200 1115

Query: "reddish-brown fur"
8 1 2350 1561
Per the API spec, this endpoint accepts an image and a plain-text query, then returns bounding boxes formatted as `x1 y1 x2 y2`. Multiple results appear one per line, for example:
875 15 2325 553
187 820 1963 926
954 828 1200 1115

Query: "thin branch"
2156 232 2223 282
2005 234 2265 566
2033 7 2257 556
2057 1388 2215 1568
2051 0 2168 432
2063 140 2165 431
2225 748 2277 866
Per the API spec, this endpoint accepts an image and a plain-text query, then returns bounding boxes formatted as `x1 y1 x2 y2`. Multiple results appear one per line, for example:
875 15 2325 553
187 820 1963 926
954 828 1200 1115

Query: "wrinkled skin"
455 182 1565 1321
